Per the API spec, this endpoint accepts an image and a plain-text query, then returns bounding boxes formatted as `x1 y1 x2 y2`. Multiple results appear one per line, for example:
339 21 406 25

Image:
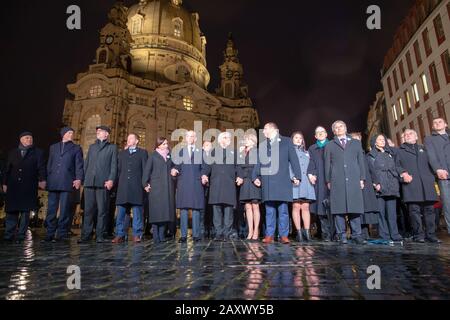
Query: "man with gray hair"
324 120 366 244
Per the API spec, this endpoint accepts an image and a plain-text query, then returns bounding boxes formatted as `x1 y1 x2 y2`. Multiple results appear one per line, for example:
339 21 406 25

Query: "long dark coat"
84 140 118 188
324 136 366 215
307 143 329 215
3 146 46 212
237 151 261 202
116 148 148 206
252 135 302 203
361 153 380 224
202 147 237 207
395 143 438 203
142 151 175 223
367 149 400 198
174 147 205 210
424 130 450 173
47 141 84 192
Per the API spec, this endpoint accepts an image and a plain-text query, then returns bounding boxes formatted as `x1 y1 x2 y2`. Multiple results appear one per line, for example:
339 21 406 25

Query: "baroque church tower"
63 0 259 153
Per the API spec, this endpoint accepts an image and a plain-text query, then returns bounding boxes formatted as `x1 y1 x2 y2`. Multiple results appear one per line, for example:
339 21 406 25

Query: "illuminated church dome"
127 0 210 88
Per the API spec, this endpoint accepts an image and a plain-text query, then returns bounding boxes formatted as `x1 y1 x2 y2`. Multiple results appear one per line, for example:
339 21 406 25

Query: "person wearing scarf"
143 137 176 244
3 131 46 243
290 131 316 242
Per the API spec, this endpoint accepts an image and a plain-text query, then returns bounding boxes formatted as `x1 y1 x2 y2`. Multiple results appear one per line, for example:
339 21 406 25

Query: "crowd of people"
1 119 449 245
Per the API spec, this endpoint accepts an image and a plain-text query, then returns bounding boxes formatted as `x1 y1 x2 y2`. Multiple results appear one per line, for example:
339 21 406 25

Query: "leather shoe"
280 236 290 244
112 236 125 244
193 237 201 242
178 237 187 243
96 238 107 243
426 237 442 243
262 236 274 244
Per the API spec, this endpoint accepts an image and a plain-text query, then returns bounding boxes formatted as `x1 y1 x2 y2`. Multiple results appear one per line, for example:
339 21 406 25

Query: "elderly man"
172 131 205 243
201 132 238 242
307 126 334 241
324 121 366 244
79 125 117 243
44 127 84 242
424 117 450 235
2 132 46 243
252 122 301 244
396 129 440 243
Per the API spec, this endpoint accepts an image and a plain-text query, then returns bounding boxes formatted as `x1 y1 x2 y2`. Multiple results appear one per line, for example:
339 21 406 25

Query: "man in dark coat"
252 122 301 244
2 132 46 242
307 126 334 241
324 121 366 245
395 129 440 243
202 132 238 242
424 117 450 235
44 127 84 242
112 133 147 244
172 131 205 243
79 125 118 243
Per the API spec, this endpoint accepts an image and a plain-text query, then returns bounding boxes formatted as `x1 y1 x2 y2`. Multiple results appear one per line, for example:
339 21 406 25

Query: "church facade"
62 0 259 152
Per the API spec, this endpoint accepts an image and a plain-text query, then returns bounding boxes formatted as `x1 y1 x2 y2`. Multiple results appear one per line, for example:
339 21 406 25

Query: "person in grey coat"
44 127 84 242
367 134 402 241
143 137 176 244
290 131 316 242
424 117 450 235
171 131 205 243
112 133 148 244
252 122 301 244
395 129 441 243
307 126 334 241
2 132 46 243
79 126 118 243
324 121 366 244
201 132 238 242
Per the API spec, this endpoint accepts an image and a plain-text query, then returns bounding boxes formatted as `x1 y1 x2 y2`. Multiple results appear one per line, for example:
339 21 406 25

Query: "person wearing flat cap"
43 127 84 242
2 131 46 243
79 125 118 243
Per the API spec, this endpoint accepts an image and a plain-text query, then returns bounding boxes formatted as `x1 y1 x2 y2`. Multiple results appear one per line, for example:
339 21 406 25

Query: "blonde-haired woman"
237 133 262 240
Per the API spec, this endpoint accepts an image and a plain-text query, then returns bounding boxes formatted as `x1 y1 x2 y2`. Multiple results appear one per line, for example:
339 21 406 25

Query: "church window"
131 16 143 35
173 18 183 38
132 121 147 148
83 114 101 153
183 96 194 111
89 85 102 97
224 82 234 98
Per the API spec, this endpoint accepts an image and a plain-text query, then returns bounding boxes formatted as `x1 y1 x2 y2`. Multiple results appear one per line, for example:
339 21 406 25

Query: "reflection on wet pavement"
1 230 450 300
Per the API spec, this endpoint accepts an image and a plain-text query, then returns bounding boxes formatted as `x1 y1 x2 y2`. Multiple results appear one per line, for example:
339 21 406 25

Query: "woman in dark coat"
142 137 175 244
307 126 333 241
395 129 440 243
367 134 402 241
237 133 261 240
113 133 148 243
2 132 46 242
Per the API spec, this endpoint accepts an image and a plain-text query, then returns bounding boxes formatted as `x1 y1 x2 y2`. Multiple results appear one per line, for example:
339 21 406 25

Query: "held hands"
253 178 261 187
201 175 209 186
38 181 46 190
236 177 244 186
292 178 300 186
360 180 365 190
437 169 449 180
374 184 381 192
104 180 114 191
171 168 179 177
144 184 151 193
401 172 413 184
308 174 317 185
73 180 81 190
2 185 7 193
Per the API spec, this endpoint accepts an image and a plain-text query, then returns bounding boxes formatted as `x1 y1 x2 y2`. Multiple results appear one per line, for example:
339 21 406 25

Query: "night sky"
0 0 416 153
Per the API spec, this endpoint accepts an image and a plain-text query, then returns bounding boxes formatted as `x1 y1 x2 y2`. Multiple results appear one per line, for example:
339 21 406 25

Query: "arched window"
224 82 234 98
89 85 102 98
83 114 101 153
131 16 143 35
132 121 147 148
182 96 194 111
173 18 183 38
98 49 107 64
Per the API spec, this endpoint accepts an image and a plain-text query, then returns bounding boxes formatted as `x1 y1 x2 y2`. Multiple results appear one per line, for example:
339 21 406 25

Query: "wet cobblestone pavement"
1 229 450 300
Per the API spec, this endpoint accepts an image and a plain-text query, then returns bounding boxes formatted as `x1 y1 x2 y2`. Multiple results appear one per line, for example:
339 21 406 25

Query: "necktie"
129 148 136 155
340 138 347 148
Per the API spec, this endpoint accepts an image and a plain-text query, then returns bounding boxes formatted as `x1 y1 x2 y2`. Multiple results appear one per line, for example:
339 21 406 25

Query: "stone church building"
62 0 259 152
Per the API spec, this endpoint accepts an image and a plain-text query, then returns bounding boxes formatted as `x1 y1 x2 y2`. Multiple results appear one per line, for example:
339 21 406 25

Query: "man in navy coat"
252 122 301 244
44 127 84 242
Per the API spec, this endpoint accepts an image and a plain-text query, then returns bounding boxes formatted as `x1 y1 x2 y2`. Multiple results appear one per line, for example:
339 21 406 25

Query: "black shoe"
353 238 367 245
414 238 425 243
322 234 331 242
77 238 90 244
96 238 107 243
178 237 187 243
15 239 23 244
41 236 54 243
296 229 304 243
3 238 14 243
426 237 442 243
193 237 201 242
340 238 348 244
213 236 223 242
303 229 312 242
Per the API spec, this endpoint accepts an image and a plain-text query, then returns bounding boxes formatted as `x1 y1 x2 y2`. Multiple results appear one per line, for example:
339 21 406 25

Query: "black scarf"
18 144 33 158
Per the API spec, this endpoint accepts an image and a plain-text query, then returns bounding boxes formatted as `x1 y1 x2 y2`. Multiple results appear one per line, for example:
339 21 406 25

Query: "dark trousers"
4 211 30 240
81 187 110 240
378 196 402 241
408 202 437 241
213 205 234 238
334 214 362 240
45 191 74 239
319 213 335 240
152 223 166 244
